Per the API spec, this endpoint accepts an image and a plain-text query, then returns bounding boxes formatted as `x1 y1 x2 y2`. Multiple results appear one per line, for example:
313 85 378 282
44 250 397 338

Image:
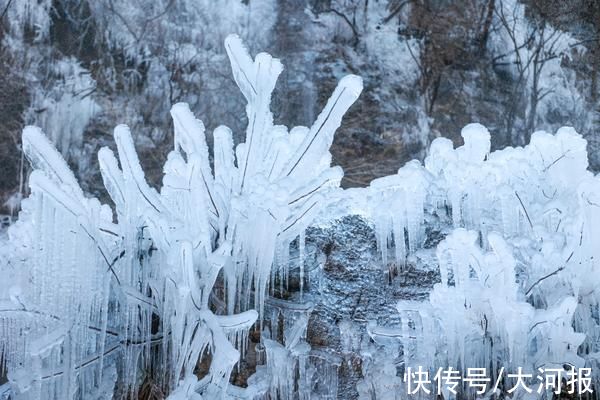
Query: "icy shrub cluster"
356 123 599 398
0 35 361 399
1 33 600 400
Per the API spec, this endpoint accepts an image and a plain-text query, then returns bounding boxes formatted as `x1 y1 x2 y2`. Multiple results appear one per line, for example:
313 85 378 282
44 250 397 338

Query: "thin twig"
0 0 13 21
515 191 533 229
525 251 573 296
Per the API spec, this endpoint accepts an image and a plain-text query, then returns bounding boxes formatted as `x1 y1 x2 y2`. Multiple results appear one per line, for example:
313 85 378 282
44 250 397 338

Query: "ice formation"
356 123 598 398
0 35 361 399
2 30 600 400
27 59 100 157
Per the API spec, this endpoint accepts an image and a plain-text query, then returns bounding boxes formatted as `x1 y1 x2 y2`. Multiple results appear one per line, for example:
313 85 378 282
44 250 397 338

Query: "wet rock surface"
289 214 443 399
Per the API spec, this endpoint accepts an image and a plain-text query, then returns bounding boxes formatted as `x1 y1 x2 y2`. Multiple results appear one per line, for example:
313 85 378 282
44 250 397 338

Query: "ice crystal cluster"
0 35 361 399
1 34 600 400
356 123 598 398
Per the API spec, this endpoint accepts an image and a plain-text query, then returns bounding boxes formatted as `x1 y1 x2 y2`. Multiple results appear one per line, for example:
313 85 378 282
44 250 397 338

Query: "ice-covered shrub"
0 35 361 399
361 123 600 398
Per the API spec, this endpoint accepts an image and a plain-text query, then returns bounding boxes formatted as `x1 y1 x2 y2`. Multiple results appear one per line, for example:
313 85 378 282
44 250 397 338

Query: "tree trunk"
479 0 495 56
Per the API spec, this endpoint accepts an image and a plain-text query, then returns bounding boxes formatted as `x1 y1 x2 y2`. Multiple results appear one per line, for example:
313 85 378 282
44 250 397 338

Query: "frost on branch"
353 123 598 397
0 35 361 399
222 34 362 320
4 25 600 400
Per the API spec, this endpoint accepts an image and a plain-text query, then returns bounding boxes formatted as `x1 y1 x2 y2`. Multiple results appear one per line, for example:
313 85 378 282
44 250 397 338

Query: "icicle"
298 230 305 298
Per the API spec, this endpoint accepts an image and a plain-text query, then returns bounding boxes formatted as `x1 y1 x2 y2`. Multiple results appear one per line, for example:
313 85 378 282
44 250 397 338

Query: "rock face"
266 214 443 399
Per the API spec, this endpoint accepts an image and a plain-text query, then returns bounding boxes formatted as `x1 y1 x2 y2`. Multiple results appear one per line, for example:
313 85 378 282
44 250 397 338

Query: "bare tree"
493 2 567 145
311 0 369 48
